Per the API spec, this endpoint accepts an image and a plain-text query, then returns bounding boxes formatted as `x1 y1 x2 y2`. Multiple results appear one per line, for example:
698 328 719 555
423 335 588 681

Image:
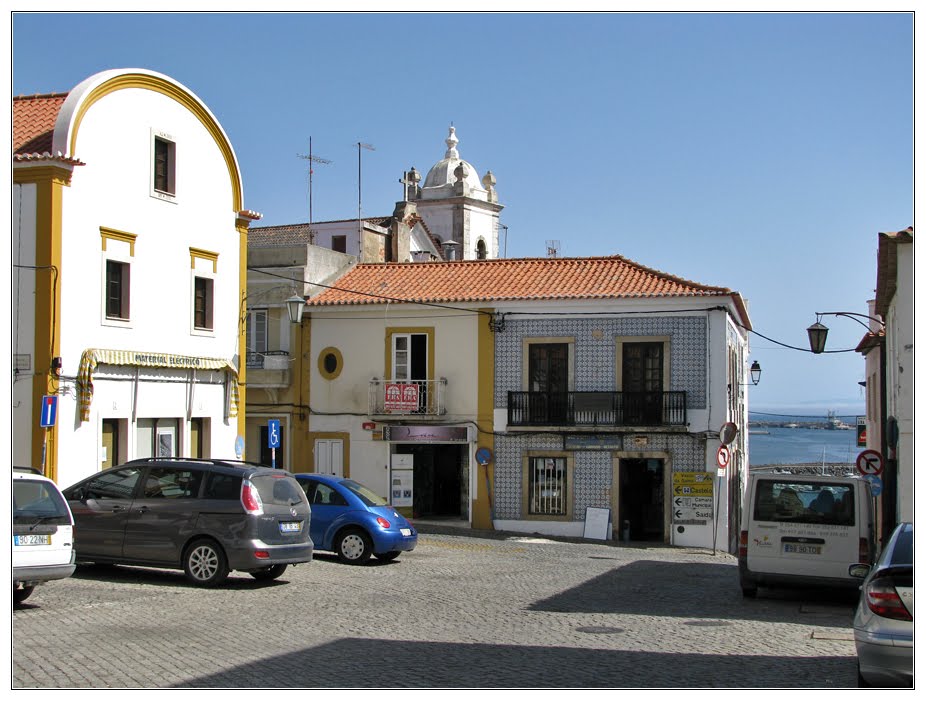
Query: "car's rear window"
341 479 388 507
888 527 913 566
251 474 306 506
753 480 855 526
14 479 71 525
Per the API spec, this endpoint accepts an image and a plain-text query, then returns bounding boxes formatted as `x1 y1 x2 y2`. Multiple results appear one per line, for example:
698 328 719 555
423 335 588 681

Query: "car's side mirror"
848 563 871 579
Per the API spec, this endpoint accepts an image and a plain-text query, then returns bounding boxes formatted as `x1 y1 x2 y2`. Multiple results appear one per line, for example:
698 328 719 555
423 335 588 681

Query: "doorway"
618 458 665 541
394 444 466 518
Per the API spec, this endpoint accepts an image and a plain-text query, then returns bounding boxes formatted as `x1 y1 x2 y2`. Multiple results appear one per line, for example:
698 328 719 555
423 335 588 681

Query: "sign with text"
672 472 714 498
384 383 419 412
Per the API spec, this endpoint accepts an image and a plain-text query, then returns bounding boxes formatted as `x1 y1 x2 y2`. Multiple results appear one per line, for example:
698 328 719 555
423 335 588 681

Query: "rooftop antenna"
546 240 560 258
297 137 332 244
357 141 375 253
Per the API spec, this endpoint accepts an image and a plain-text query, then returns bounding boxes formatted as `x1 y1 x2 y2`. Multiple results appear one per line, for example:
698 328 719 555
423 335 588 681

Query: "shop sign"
563 434 623 451
383 425 469 443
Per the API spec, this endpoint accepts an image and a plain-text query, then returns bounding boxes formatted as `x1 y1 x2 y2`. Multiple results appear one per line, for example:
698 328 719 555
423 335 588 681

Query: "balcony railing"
507 391 687 428
246 350 290 370
369 379 447 417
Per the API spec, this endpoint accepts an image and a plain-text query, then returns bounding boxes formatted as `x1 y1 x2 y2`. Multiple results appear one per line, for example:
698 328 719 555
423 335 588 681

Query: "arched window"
476 239 487 260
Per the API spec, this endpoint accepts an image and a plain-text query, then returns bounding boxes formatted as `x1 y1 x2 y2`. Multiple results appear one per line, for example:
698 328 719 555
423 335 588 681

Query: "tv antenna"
357 141 375 251
297 137 332 244
546 240 561 258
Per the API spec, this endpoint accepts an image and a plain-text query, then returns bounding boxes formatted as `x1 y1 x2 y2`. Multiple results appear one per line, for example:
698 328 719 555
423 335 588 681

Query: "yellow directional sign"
673 483 714 497
672 471 713 485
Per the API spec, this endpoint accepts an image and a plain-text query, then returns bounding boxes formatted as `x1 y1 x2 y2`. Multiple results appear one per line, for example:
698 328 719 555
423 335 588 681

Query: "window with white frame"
193 276 214 331
247 309 269 368
151 131 176 199
105 259 130 320
100 228 136 327
190 249 218 335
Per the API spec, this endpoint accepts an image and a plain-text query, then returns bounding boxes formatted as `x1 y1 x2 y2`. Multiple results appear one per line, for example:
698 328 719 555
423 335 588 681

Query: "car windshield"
14 479 71 525
341 479 389 507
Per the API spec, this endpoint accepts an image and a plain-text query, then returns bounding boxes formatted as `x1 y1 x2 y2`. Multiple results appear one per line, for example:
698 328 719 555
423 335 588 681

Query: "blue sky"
10 11 914 416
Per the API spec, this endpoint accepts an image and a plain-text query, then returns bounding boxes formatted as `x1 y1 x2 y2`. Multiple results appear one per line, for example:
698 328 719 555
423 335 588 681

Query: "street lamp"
285 294 305 324
807 312 883 354
749 360 762 386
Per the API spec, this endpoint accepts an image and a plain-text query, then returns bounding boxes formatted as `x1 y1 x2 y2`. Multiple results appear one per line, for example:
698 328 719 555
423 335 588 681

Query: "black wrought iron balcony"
507 391 687 428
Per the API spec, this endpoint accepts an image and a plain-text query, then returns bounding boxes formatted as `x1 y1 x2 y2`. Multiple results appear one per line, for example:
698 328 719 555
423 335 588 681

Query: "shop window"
522 452 573 520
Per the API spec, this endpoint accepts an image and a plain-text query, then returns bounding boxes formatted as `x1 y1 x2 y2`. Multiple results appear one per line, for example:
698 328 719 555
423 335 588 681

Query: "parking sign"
267 420 281 449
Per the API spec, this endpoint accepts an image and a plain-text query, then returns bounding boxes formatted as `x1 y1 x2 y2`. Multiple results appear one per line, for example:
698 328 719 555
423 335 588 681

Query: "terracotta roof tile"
307 256 750 326
13 92 68 156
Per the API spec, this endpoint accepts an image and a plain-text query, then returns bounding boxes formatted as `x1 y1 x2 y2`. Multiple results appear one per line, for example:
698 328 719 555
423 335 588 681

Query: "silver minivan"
63 458 313 587
738 472 875 597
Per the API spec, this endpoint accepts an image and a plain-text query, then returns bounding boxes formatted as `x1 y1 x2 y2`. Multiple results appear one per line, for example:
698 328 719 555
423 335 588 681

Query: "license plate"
400 528 412 537
14 534 51 546
279 521 302 534
783 543 822 555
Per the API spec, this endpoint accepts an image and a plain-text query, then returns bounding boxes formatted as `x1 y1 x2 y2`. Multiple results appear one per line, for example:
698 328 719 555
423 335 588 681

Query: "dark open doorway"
394 444 465 518
618 458 665 541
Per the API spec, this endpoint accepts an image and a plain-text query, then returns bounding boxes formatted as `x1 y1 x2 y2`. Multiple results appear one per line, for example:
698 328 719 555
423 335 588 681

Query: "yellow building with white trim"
13 68 260 487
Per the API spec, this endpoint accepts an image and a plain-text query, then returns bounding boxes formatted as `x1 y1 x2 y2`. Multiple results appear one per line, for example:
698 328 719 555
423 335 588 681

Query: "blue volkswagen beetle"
294 474 417 565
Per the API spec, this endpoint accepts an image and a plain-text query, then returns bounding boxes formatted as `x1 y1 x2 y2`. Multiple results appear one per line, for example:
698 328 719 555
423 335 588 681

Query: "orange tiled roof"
13 92 68 156
307 256 751 327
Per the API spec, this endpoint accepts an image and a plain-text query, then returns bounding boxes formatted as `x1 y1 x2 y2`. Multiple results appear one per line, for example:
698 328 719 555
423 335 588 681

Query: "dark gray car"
63 458 313 587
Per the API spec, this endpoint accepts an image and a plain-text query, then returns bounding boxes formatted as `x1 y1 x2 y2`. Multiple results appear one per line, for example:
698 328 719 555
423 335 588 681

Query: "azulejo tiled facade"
492 314 712 533
494 316 707 408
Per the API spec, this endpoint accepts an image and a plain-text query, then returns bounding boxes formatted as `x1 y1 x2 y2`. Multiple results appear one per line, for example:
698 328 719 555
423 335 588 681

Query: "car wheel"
336 528 373 565
374 550 401 562
741 585 757 598
857 663 871 688
183 538 229 587
250 564 288 581
13 585 34 604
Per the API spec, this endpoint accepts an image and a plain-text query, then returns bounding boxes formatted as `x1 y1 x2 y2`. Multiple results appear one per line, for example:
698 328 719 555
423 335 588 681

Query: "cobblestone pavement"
12 526 861 688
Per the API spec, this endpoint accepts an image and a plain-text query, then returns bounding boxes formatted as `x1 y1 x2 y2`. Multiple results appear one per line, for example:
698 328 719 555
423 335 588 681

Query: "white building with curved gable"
13 68 261 487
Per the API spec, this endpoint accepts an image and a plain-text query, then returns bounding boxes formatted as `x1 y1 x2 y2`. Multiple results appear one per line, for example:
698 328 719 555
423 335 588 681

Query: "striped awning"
77 348 239 422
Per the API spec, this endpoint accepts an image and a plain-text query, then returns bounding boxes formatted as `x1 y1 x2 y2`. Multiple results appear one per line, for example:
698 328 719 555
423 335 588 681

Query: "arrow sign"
856 449 884 476
717 445 731 468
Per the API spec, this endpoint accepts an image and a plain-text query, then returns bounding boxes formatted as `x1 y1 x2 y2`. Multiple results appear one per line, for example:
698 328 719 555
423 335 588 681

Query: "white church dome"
420 126 484 197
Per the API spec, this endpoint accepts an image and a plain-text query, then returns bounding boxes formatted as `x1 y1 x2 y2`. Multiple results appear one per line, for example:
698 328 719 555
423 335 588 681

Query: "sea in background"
748 412 863 466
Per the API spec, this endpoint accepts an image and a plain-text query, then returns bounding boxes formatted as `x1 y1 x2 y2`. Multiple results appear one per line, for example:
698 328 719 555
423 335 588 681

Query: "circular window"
318 347 343 380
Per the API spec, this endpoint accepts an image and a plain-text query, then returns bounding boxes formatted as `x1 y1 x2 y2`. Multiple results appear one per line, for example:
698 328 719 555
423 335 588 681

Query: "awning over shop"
76 348 239 422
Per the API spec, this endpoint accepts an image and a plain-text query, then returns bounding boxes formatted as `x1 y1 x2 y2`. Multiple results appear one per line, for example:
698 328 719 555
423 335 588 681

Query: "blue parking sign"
267 420 281 449
39 395 58 428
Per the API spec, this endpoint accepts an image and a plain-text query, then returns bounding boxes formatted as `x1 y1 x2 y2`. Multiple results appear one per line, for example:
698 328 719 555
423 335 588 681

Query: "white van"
738 472 875 597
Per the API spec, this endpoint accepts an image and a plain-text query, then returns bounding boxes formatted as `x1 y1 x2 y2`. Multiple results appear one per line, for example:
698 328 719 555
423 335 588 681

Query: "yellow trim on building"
100 227 137 256
68 72 243 212
317 346 344 380
189 247 219 273
473 309 496 530
24 167 72 481
236 221 249 440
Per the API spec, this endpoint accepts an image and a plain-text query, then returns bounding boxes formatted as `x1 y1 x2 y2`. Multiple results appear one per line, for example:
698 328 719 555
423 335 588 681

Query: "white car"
13 467 76 604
